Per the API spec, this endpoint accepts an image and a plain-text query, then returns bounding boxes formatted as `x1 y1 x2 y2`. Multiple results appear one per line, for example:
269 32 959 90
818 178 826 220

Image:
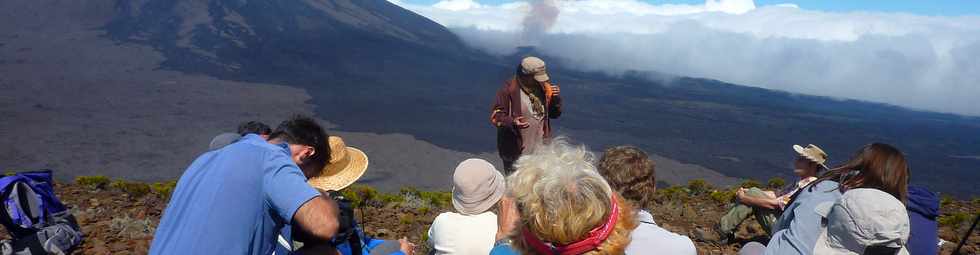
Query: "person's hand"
736 188 747 200
763 190 777 198
550 84 560 97
514 117 531 129
398 237 415 255
496 196 521 241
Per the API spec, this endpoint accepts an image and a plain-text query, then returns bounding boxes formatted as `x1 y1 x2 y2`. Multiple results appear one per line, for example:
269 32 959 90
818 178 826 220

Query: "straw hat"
307 136 369 191
794 144 829 169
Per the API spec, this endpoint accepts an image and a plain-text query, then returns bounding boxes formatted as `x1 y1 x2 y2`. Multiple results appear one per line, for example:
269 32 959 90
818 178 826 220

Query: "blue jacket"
906 186 939 255
765 180 842 255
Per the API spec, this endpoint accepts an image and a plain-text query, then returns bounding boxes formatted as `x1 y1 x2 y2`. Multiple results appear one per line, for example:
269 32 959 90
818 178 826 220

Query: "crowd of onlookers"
149 116 943 255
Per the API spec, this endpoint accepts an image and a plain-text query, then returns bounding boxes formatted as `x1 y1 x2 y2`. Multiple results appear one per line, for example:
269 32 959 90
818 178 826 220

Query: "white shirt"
627 210 698 255
427 211 498 255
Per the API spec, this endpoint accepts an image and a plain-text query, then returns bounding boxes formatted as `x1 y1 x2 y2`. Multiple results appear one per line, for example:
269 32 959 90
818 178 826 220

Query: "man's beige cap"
521 56 550 82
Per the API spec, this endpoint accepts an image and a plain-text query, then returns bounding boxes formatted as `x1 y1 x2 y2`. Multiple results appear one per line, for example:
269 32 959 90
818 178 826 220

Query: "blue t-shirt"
489 243 518 255
765 180 842 255
150 134 321 255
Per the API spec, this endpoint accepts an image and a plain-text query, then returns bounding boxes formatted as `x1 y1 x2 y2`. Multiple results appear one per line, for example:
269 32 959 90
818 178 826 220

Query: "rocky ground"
43 179 980 255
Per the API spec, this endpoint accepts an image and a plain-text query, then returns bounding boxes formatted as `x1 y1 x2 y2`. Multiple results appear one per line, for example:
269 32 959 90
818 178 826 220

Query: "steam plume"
521 0 560 46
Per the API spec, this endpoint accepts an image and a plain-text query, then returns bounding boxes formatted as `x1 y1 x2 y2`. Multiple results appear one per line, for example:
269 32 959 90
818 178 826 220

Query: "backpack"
0 171 82 255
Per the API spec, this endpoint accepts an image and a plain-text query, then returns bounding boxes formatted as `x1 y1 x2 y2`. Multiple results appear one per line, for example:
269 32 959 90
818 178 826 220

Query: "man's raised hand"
514 116 531 129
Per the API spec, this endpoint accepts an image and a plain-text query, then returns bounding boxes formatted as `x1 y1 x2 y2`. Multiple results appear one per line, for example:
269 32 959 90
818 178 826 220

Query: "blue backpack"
0 171 82 255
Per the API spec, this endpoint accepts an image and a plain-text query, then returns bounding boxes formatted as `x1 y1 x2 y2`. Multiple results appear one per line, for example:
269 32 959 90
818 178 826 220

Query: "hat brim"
452 170 506 215
813 228 857 255
308 147 369 191
533 73 550 82
794 144 827 167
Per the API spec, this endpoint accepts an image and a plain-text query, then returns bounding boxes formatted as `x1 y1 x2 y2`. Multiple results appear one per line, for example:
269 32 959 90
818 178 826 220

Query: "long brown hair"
812 143 910 203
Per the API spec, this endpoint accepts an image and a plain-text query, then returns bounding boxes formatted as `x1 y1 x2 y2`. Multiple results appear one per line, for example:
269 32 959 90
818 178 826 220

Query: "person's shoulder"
433 212 457 222
630 224 696 254
489 243 518 255
809 180 840 192
499 78 518 90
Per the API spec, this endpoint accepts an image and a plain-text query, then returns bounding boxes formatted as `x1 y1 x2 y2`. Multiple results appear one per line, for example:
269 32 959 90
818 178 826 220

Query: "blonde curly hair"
507 138 638 255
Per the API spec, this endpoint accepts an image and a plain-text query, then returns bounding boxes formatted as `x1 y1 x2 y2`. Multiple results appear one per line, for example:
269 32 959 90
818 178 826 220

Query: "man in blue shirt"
150 116 339 255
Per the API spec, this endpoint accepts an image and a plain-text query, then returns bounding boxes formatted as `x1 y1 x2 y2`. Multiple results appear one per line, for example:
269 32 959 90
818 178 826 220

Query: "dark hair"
238 121 272 136
268 115 330 169
812 143 910 204
597 146 657 209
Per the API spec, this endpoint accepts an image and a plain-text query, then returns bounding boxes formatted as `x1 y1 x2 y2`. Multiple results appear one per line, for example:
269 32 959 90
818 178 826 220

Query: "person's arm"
490 86 515 128
737 188 781 210
548 86 562 119
293 196 340 241
496 196 520 241
265 155 340 242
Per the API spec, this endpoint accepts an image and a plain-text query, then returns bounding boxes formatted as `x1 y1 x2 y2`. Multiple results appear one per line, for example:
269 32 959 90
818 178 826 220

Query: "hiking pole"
951 213 980 255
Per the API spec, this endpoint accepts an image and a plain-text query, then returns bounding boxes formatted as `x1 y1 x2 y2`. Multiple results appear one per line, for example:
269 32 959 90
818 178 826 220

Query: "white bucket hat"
813 188 910 255
452 159 506 215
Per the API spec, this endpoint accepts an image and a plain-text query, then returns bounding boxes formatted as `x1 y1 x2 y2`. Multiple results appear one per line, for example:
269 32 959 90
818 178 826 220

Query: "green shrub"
3 171 16 177
378 193 405 205
399 213 415 225
340 189 363 207
110 180 151 198
400 187 420 196
419 191 452 208
418 206 431 215
938 212 972 228
399 187 451 208
151 181 177 199
767 177 786 189
686 179 711 195
340 185 379 207
656 185 689 201
740 179 763 189
709 190 736 204
940 194 955 208
75 176 111 189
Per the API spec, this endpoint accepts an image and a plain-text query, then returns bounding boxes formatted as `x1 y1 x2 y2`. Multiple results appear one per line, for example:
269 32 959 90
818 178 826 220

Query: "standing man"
490 56 562 175
150 115 339 255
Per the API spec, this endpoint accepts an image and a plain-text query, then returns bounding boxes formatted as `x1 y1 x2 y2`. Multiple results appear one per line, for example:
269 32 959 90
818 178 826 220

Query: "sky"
390 0 980 116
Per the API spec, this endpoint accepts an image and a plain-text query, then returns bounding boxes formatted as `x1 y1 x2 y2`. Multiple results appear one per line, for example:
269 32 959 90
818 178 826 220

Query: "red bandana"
522 198 620 255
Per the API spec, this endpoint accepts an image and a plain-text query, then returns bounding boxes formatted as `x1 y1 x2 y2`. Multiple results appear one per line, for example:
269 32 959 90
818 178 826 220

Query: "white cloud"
393 0 980 116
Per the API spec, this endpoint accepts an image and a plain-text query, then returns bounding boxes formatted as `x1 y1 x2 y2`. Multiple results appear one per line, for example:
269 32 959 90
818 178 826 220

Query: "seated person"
427 159 506 255
699 144 828 244
277 136 414 255
208 132 241 150
489 138 638 255
238 120 273 140
741 143 910 255
597 146 697 254
812 188 911 255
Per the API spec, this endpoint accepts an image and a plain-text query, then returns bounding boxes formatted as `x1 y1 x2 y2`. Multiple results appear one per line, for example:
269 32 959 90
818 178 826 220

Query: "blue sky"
403 0 980 16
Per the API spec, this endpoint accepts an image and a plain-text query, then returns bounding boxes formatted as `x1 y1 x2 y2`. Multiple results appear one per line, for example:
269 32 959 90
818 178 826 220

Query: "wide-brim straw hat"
308 136 369 191
794 144 829 169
